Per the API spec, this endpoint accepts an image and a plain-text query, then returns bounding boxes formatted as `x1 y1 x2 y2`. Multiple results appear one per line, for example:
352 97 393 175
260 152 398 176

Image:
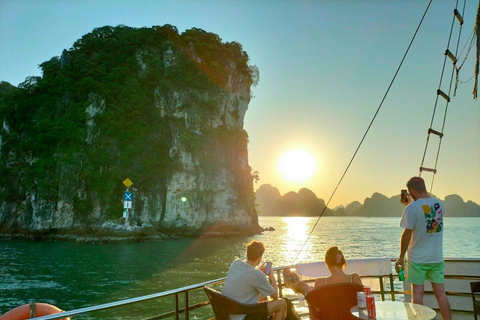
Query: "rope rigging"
291 0 434 265
474 0 480 99
419 0 466 193
454 28 475 91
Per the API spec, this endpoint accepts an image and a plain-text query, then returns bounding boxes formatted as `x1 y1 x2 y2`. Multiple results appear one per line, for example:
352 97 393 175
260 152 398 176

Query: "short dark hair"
407 176 427 193
246 240 266 261
325 246 346 268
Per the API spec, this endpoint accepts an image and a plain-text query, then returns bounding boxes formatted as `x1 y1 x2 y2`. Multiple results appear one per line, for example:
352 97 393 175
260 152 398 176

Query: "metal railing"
27 258 480 320
29 278 226 320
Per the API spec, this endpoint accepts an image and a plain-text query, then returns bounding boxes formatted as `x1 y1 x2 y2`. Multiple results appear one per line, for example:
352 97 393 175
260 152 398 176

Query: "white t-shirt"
222 259 275 320
400 197 445 263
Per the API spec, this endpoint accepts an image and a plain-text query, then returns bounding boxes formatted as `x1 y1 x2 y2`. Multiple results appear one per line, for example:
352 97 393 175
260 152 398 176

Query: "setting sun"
278 148 317 183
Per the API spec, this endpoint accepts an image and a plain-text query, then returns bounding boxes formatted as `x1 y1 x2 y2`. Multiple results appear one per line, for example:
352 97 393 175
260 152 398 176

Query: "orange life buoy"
0 303 70 320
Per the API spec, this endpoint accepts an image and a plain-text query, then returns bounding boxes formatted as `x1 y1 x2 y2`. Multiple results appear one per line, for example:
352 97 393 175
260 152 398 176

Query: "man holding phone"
395 176 452 320
222 240 299 320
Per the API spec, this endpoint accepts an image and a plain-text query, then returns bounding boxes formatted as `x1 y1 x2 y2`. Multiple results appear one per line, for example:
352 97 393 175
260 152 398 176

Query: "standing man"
395 176 452 320
222 240 299 320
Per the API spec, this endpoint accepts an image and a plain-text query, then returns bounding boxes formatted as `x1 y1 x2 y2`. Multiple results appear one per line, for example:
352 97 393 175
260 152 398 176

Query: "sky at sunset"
1 0 479 208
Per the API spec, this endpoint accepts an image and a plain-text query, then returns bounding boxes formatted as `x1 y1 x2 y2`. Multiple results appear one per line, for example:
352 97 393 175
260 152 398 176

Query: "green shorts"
407 261 445 285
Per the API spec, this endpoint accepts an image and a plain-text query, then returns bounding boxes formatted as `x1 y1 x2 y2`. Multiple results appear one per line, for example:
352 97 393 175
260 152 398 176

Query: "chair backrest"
471 282 480 320
472 282 480 297
305 283 364 320
203 287 264 320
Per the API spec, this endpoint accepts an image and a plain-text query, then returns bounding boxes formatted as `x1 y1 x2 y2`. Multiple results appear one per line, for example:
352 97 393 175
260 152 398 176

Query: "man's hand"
259 263 266 274
405 194 412 205
401 194 412 206
395 257 404 273
268 272 276 283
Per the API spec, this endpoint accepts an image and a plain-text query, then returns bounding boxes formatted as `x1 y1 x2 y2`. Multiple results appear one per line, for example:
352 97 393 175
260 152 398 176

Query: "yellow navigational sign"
123 178 133 188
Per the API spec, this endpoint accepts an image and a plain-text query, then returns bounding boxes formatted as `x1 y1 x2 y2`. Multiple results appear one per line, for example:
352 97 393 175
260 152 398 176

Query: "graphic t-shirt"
399 197 445 263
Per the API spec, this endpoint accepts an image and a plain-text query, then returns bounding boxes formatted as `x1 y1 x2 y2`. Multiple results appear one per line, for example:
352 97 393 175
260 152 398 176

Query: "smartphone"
265 262 272 275
400 189 408 203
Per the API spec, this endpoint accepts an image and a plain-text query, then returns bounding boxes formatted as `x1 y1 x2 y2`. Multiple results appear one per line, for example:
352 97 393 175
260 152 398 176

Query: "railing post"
379 276 385 301
389 273 395 301
185 291 189 320
276 269 284 298
175 293 179 320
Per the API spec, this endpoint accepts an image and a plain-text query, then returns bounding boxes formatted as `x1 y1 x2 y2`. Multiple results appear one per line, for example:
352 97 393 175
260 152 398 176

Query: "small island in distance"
255 184 480 217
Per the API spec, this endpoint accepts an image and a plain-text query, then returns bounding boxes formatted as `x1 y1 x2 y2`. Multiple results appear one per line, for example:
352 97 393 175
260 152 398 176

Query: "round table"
350 301 437 320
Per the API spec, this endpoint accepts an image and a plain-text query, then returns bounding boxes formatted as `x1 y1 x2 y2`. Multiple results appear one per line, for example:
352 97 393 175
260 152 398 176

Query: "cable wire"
291 0 434 264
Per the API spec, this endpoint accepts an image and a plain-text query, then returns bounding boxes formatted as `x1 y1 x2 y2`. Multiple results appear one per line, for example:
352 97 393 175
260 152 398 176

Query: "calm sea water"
1 217 479 318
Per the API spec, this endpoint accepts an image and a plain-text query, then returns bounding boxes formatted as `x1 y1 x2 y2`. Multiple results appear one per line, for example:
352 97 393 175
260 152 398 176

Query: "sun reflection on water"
281 217 316 264
284 216 310 241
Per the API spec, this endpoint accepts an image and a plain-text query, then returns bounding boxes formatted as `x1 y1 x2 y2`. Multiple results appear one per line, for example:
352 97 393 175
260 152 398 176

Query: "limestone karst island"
0 25 262 240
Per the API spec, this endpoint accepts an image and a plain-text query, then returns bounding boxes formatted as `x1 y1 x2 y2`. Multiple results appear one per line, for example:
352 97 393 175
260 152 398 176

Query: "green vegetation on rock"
0 25 259 235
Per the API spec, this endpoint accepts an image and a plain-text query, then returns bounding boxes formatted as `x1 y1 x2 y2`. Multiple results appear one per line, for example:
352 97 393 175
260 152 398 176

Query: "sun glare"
282 217 314 263
278 148 317 183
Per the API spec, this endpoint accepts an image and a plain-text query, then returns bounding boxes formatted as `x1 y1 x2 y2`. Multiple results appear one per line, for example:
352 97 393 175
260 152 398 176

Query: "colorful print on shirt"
422 203 443 233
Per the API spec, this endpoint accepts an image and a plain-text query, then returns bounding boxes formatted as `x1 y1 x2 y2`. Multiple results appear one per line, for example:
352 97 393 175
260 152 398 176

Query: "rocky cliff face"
0 25 260 237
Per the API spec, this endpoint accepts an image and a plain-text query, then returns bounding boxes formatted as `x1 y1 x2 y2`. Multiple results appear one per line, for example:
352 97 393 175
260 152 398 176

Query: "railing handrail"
29 277 226 320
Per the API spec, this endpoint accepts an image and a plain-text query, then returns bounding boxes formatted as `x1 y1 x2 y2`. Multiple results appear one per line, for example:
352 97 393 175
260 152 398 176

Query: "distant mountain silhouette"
255 184 480 217
345 201 362 215
444 194 480 217
353 193 405 217
255 185 334 216
255 184 281 216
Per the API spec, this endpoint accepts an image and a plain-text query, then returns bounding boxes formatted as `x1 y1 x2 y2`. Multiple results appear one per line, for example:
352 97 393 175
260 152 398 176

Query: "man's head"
246 240 266 264
406 176 427 200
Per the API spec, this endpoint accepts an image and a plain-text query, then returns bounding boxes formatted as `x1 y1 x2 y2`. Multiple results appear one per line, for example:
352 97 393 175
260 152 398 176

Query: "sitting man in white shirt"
222 240 298 320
